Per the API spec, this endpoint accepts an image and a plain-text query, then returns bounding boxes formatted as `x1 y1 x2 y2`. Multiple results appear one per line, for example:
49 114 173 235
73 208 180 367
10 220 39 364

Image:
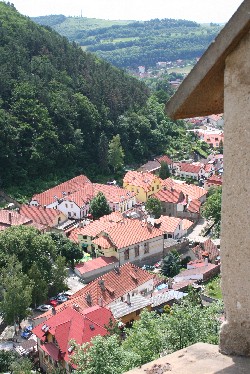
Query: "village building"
123 171 162 202
74 256 119 283
204 175 223 190
32 305 113 373
20 205 67 232
0 209 45 232
174 162 206 180
154 215 193 240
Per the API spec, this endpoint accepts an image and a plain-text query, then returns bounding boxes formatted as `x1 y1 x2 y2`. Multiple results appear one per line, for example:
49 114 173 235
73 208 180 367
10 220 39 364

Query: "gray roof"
109 294 152 319
150 290 187 307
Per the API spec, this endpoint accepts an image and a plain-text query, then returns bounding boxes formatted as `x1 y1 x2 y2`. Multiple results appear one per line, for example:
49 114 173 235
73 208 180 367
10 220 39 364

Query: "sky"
11 0 243 24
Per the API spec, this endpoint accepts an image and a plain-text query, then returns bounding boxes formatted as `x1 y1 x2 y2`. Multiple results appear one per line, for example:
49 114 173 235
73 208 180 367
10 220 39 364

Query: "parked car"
36 304 53 312
57 295 68 304
50 299 59 307
21 325 33 339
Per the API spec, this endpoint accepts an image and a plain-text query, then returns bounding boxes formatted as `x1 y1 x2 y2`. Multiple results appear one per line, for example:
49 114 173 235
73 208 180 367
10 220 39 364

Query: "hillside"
32 16 221 69
0 2 149 187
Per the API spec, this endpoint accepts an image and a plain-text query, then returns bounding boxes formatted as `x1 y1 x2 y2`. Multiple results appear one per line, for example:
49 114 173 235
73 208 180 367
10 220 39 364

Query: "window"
124 249 129 260
144 242 149 254
157 185 159 189
71 204 73 208
74 212 76 216
68 212 71 217
163 207 166 213
65 203 68 208
134 245 139 257
152 186 154 191
82 235 87 239
137 189 139 193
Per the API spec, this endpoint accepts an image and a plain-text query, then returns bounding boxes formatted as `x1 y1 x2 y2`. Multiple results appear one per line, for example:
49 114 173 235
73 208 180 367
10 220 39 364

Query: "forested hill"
32 16 222 69
0 2 149 186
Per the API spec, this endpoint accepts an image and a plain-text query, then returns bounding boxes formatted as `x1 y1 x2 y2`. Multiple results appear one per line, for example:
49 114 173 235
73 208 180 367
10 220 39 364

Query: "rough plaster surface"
219 30 250 356
125 343 250 374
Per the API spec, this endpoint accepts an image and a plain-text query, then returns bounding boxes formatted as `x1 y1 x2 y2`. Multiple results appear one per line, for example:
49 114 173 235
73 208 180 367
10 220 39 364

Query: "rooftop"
74 256 118 275
123 171 161 192
20 205 65 228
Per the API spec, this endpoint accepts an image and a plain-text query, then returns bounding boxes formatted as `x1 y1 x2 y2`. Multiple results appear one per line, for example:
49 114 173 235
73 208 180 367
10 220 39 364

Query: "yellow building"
123 171 162 202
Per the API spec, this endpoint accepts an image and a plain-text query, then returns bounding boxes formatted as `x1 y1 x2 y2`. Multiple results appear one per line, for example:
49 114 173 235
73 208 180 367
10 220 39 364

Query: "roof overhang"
165 0 250 119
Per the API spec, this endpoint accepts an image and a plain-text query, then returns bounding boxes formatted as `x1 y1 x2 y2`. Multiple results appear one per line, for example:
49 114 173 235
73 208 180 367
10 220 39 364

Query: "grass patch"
204 276 222 300
167 65 194 74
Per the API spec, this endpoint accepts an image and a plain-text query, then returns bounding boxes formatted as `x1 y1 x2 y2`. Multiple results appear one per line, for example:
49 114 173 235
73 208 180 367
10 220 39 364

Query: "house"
20 205 67 232
150 289 187 312
74 256 119 283
68 212 124 253
153 187 185 217
174 262 220 283
109 294 152 326
123 171 162 202
195 128 224 148
35 263 157 328
192 239 220 264
92 218 164 266
138 155 173 175
174 162 206 180
161 178 207 203
32 305 113 373
204 175 223 190
0 209 45 232
30 176 136 219
154 215 189 240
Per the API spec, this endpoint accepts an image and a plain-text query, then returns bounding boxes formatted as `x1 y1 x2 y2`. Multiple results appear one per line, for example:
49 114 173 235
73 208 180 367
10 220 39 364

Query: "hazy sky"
11 0 243 24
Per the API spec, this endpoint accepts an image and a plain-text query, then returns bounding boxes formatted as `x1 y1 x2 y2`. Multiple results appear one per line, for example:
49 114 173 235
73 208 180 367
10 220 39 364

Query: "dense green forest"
32 15 221 69
0 2 210 199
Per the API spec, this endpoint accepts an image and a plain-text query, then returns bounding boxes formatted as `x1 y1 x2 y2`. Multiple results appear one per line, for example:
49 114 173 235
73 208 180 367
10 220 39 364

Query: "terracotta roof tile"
0 209 32 227
123 171 161 192
154 216 182 233
161 179 207 201
187 199 201 213
92 236 114 249
156 155 173 165
153 188 182 203
182 218 194 231
31 175 91 206
104 219 163 249
179 162 203 174
69 212 123 243
75 256 118 275
20 205 65 228
33 305 112 363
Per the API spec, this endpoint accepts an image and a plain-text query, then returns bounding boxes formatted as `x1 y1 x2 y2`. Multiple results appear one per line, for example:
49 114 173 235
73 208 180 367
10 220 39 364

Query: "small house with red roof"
0 209 46 232
32 305 113 373
154 215 193 240
20 205 67 232
74 256 119 282
138 154 173 175
123 171 162 202
204 175 223 190
175 162 205 180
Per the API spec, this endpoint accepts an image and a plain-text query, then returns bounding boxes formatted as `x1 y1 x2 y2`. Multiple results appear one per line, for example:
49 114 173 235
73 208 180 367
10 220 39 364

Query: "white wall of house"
118 235 164 266
57 200 82 219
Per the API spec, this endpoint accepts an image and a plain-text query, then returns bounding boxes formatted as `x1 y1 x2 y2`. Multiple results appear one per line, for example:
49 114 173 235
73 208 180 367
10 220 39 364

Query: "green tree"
9 357 34 374
28 263 48 307
161 250 181 277
71 334 140 374
159 161 170 179
50 256 68 296
108 134 124 173
145 197 162 218
98 132 110 173
202 186 222 236
0 351 19 372
89 192 112 220
48 232 83 268
0 257 33 325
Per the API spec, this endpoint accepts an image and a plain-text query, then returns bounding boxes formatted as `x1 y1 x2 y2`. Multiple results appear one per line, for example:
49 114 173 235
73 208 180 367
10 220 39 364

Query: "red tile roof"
161 179 207 201
104 219 163 249
20 205 65 228
31 175 91 206
156 155 173 165
187 199 201 213
182 218 194 231
93 183 136 203
154 216 181 233
92 236 114 249
69 212 123 243
206 175 223 185
192 239 219 262
123 171 161 192
153 188 183 203
75 256 118 275
33 305 112 364
175 263 220 277
179 162 203 174
39 263 155 317
0 209 32 227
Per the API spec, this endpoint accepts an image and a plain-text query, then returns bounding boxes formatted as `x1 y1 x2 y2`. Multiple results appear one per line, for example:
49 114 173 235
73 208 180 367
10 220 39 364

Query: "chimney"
205 257 209 267
127 293 131 305
186 194 189 203
98 297 103 307
8 212 12 224
73 303 80 311
43 205 46 210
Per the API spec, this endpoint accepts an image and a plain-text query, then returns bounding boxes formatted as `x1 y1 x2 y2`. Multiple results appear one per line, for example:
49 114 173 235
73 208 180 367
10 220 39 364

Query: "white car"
36 304 53 312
